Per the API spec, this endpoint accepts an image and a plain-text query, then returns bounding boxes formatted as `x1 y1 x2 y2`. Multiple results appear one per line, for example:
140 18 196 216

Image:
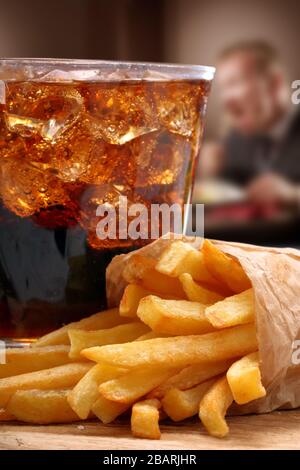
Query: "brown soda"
0 78 210 341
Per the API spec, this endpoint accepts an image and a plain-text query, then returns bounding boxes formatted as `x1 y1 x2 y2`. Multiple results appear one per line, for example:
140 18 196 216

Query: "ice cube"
79 183 144 249
39 69 100 82
85 83 159 145
0 158 72 218
0 81 5 104
4 82 84 142
5 114 43 138
80 139 118 185
131 131 193 186
154 82 202 138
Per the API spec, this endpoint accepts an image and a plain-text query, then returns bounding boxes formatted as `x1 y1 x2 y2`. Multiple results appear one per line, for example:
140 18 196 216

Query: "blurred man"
202 40 300 207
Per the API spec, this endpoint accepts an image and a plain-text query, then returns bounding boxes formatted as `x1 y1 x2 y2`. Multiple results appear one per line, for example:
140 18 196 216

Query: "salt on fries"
0 239 266 440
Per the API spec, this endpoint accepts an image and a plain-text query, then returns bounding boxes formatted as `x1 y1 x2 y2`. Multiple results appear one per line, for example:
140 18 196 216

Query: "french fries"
98 366 179 404
122 254 186 298
199 376 233 438
227 352 266 404
131 399 161 440
137 296 215 335
82 323 257 368
0 408 15 421
34 308 128 347
156 241 221 288
162 378 216 422
68 322 149 359
7 389 79 424
179 273 224 304
0 238 269 441
0 362 91 408
91 395 129 424
0 345 77 379
202 239 251 294
119 284 154 318
149 359 234 398
119 284 177 318
205 289 255 329
67 364 126 419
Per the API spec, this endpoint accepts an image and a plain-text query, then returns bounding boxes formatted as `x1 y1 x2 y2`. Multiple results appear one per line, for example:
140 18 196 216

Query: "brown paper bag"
106 236 300 414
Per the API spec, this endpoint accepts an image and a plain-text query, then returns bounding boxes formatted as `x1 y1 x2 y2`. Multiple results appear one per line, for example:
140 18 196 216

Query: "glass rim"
0 57 215 81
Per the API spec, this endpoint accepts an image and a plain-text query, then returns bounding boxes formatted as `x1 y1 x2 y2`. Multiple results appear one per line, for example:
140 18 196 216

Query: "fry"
137 296 215 335
119 284 155 318
67 364 126 419
205 289 255 329
149 359 234 398
226 352 266 404
202 240 251 294
0 408 15 421
155 241 201 277
69 322 149 359
179 273 224 304
82 323 257 368
34 308 128 347
131 399 161 440
0 345 77 379
99 366 179 404
162 378 216 421
122 254 186 298
199 376 233 438
7 389 79 424
156 241 219 286
91 395 129 424
0 362 91 408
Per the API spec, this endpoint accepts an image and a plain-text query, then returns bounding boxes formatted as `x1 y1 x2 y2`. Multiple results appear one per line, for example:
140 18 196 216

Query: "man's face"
217 52 278 135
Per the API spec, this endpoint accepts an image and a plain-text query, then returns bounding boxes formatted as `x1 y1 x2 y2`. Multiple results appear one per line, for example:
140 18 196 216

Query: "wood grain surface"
0 410 299 450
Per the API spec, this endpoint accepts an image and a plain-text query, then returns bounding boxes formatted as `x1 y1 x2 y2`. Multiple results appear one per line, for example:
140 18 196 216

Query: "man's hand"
247 173 298 205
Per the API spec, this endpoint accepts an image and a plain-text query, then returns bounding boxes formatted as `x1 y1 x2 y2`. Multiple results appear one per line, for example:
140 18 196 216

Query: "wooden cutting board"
0 410 299 450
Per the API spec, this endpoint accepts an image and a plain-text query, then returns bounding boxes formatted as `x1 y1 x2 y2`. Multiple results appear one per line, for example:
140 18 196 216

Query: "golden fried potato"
205 289 255 329
82 323 257 368
0 408 15 421
156 241 221 287
131 399 161 440
119 284 155 318
0 345 77 379
137 296 215 335
91 395 129 424
67 364 126 419
179 273 224 304
0 362 92 408
162 378 216 421
227 352 266 404
98 366 178 404
69 322 149 359
122 254 186 298
199 376 233 438
7 389 79 424
202 240 251 294
149 359 234 398
34 308 129 347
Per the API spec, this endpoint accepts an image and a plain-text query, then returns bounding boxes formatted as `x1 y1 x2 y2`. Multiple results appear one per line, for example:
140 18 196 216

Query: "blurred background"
1 0 300 246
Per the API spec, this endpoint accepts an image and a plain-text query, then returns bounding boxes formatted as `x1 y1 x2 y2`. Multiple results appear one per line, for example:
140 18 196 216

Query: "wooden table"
0 410 299 450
